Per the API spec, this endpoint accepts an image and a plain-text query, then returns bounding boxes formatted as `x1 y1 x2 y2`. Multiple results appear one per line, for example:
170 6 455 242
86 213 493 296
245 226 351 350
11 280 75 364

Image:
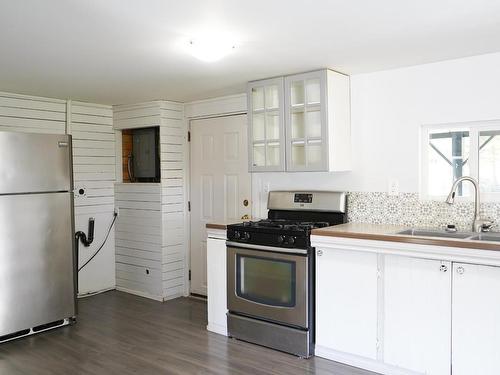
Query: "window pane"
252 113 265 141
265 85 279 109
428 130 470 196
291 81 305 106
266 142 280 166
252 143 265 167
479 131 500 193
265 112 280 140
252 87 264 111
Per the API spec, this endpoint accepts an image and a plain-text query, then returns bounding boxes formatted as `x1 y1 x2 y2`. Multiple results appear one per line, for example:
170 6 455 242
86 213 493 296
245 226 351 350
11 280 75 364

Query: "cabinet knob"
317 249 323 256
456 266 465 275
439 264 448 272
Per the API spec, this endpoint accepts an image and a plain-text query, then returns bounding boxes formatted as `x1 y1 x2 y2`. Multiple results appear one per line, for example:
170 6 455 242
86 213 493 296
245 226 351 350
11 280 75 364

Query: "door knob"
243 199 249 207
439 264 448 272
456 266 465 275
241 214 250 220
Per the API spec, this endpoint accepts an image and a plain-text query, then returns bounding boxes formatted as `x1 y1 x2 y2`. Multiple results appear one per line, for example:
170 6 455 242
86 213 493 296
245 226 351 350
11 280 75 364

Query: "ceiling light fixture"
187 36 236 63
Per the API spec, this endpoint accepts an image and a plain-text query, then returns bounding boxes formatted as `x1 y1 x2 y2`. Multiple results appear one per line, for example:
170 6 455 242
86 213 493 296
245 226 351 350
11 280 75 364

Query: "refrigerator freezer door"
0 192 76 336
0 132 72 194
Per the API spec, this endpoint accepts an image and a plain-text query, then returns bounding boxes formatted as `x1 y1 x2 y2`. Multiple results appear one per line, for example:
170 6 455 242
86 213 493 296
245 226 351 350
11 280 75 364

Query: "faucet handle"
480 220 494 232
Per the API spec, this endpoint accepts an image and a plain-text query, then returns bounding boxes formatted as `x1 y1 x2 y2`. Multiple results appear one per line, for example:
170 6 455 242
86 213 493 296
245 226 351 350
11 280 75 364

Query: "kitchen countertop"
206 221 239 230
311 222 500 251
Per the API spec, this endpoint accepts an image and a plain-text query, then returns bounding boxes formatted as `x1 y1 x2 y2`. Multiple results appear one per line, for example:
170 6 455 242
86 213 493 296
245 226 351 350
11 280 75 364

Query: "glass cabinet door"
285 71 327 171
248 77 285 171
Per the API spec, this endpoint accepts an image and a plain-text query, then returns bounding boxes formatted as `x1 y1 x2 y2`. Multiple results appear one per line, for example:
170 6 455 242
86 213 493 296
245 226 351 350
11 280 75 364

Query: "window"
421 121 500 201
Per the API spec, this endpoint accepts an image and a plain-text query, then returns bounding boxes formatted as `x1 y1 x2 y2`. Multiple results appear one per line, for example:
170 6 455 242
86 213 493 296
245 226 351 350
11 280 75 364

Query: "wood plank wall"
115 182 163 299
71 101 116 294
158 102 186 299
122 129 132 182
0 91 66 134
114 101 187 301
0 92 116 294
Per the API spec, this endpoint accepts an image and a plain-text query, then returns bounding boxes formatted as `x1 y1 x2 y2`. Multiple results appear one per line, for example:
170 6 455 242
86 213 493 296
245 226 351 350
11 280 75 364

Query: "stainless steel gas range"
226 191 347 358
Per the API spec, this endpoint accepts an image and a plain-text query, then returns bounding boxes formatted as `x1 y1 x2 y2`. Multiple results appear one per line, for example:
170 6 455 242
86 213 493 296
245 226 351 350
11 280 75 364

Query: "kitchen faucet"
445 176 493 232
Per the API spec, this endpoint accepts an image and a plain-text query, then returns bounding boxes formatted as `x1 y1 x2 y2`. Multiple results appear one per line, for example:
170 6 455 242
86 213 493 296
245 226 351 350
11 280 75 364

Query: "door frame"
185 94 248 296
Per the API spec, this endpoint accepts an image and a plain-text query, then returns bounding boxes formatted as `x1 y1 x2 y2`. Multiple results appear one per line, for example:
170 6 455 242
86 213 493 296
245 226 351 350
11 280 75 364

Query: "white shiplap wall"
0 91 66 134
114 101 187 301
115 183 163 299
0 91 116 294
159 102 186 299
71 101 116 294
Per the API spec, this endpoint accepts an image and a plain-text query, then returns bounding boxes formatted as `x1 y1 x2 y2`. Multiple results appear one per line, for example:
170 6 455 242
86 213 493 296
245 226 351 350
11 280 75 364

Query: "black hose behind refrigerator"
76 212 117 273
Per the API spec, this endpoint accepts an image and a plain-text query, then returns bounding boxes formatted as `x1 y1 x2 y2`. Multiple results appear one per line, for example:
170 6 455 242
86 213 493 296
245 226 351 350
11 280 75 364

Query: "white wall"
252 52 500 217
113 101 188 301
71 102 116 295
0 92 116 294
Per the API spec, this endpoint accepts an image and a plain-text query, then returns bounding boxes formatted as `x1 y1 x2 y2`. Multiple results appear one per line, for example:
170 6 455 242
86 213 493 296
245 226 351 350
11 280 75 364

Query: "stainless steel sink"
468 234 500 242
396 229 473 239
397 229 500 242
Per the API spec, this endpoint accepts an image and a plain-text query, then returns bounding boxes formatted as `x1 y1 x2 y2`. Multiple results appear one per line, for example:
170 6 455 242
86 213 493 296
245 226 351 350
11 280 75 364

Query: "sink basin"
468 234 500 242
397 229 472 239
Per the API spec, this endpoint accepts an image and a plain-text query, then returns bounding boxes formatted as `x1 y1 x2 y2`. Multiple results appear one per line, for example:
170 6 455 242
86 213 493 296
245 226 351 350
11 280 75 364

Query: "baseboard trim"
315 346 420 375
162 292 185 302
207 323 227 336
78 287 116 299
115 287 163 302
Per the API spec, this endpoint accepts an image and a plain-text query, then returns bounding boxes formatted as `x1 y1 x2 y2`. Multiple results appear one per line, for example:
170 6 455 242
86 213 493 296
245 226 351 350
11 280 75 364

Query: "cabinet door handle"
317 249 323 256
456 266 465 275
439 264 448 272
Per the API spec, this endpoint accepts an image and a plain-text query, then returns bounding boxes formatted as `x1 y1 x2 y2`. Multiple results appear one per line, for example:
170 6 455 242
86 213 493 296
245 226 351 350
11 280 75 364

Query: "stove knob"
288 236 296 245
243 232 251 240
234 231 241 239
277 235 284 244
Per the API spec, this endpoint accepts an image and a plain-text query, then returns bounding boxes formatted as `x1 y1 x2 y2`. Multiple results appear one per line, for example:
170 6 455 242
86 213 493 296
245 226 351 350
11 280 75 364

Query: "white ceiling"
1 0 500 105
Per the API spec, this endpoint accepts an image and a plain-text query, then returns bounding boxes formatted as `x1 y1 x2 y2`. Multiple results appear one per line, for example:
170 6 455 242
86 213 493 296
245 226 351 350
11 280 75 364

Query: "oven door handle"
226 241 308 255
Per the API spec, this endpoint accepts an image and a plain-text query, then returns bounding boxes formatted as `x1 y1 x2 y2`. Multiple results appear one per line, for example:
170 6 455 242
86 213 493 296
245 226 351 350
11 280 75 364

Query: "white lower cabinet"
383 256 451 375
206 233 228 336
316 248 379 360
452 262 500 375
314 239 500 375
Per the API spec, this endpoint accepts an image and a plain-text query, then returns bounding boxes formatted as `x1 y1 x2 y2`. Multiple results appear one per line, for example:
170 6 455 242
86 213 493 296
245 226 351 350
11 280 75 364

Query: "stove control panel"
294 193 313 204
227 227 307 249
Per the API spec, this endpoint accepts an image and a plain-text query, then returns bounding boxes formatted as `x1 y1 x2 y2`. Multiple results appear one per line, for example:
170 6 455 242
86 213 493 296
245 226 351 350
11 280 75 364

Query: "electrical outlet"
388 179 400 196
74 185 87 198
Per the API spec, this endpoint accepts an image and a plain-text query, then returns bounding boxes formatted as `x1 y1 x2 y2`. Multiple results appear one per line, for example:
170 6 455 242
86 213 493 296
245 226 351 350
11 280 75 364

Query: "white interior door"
190 114 251 296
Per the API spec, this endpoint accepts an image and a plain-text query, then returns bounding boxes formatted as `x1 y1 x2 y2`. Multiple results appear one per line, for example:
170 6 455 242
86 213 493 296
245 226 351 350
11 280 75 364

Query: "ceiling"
1 0 500 105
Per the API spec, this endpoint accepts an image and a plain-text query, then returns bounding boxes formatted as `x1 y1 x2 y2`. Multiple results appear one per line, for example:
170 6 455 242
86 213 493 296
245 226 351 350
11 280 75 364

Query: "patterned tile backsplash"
347 192 500 231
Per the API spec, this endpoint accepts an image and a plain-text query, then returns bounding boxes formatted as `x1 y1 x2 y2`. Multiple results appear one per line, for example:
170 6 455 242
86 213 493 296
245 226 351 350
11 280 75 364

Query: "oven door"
227 242 309 329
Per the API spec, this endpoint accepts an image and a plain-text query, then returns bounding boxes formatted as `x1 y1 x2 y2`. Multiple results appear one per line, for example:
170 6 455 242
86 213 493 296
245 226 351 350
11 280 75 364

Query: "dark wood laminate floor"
0 291 378 375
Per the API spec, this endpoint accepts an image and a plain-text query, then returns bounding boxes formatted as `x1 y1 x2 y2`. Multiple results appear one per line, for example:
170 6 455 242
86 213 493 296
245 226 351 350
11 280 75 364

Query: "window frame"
420 119 500 202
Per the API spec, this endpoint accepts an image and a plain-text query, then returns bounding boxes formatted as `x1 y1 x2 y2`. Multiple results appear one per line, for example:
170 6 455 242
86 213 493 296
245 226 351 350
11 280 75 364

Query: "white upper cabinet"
285 70 351 172
247 77 286 172
247 69 351 172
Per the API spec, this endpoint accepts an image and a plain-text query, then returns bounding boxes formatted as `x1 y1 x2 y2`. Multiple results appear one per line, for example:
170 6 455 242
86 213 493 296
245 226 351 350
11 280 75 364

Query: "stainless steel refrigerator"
0 131 76 341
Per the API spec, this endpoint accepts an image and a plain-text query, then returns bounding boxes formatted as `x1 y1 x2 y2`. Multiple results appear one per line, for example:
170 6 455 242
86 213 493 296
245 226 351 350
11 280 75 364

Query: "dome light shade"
188 36 236 62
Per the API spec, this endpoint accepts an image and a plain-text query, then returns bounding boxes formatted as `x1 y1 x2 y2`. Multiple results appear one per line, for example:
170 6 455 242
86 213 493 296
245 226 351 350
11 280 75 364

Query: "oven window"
236 255 296 307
